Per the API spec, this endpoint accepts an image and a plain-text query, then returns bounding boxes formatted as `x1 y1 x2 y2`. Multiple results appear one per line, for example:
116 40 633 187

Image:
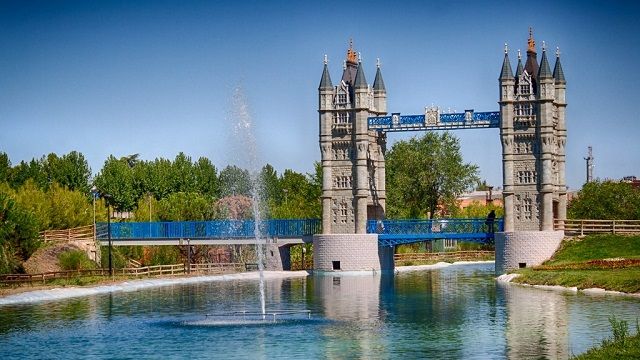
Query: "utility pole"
584 146 594 183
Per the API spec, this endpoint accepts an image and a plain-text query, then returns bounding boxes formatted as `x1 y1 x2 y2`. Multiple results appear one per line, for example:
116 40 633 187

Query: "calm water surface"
1 263 639 359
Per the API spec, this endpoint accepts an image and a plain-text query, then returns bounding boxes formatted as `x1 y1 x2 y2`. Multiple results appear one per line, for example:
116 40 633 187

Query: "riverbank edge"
0 261 494 305
496 273 640 298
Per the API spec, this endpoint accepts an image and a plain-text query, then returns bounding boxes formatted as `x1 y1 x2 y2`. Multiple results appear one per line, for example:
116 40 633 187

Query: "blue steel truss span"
96 219 321 241
368 111 500 132
96 218 501 246
367 218 504 246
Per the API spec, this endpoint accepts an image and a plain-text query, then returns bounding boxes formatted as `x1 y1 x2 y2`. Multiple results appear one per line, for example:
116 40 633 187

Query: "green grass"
573 318 640 359
546 235 640 266
513 235 640 293
514 268 640 293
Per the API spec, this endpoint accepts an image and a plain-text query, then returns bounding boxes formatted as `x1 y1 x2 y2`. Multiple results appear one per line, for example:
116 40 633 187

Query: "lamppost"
91 186 98 239
90 186 99 264
102 193 113 277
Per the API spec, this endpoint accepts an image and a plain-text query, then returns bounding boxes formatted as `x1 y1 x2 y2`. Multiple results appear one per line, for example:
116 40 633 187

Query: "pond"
1 263 638 359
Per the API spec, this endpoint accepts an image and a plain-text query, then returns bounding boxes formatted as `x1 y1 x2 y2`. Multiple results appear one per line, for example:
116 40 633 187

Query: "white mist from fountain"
230 86 266 319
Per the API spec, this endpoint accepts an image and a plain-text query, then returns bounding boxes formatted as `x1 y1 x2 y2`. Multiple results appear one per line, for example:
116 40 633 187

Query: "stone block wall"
313 234 391 271
266 243 290 271
495 231 564 274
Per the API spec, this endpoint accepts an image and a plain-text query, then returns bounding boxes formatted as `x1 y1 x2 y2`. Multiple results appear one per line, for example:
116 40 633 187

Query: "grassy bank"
512 234 640 293
573 317 640 359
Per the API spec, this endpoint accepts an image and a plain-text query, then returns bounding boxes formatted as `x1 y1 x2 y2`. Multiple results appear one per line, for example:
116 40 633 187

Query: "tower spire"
538 43 553 79
499 43 514 80
373 58 386 91
319 54 333 89
553 47 566 83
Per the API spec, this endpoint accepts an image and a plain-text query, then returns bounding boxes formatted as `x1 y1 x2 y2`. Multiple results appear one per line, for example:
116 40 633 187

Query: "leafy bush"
0 192 40 274
58 250 96 271
568 180 640 220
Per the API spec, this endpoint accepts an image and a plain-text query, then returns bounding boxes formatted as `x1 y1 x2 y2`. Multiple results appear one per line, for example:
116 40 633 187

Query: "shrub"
58 250 96 271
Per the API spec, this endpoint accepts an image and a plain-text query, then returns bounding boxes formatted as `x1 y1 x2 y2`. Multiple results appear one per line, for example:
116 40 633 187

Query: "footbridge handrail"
96 219 322 241
555 219 640 236
367 218 504 246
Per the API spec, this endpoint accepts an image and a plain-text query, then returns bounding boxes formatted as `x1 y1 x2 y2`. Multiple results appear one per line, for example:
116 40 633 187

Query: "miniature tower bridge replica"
313 32 567 273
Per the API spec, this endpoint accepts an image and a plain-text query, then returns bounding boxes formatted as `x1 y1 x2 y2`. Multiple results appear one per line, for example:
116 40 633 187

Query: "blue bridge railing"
368 111 500 132
367 218 503 246
96 219 322 241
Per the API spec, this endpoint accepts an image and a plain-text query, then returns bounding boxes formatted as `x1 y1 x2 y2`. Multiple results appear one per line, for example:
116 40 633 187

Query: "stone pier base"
495 231 564 274
266 243 291 271
313 234 393 272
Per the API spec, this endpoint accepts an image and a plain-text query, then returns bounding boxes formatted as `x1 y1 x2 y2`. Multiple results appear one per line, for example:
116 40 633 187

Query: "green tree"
219 165 251 197
170 152 196 194
0 192 40 273
194 157 219 199
386 132 479 219
0 152 10 183
156 192 215 221
9 159 47 189
48 183 93 229
44 151 91 193
568 180 640 220
12 179 51 230
93 156 136 211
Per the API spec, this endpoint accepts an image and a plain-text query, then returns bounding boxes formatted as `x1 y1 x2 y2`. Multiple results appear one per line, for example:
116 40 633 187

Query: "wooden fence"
0 262 246 286
555 219 640 236
394 251 494 263
41 225 95 243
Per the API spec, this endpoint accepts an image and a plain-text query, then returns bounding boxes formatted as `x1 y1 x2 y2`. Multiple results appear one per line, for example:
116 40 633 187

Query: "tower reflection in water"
500 282 569 359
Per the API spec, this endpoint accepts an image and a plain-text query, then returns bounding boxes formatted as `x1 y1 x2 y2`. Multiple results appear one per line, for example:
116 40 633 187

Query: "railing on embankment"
0 263 245 286
40 224 95 243
555 219 640 236
96 219 321 241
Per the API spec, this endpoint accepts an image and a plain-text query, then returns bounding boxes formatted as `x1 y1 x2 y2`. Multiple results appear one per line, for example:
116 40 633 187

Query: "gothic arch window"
517 72 533 97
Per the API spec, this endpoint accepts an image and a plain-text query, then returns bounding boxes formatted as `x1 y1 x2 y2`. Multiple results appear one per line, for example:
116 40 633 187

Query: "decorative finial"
527 27 535 52
542 40 546 52
517 49 521 60
323 54 328 65
346 39 358 64
358 52 362 63
504 43 508 54
556 46 561 58
376 58 381 68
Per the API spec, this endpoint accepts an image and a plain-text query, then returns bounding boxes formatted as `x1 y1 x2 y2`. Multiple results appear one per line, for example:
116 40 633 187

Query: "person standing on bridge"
485 210 496 234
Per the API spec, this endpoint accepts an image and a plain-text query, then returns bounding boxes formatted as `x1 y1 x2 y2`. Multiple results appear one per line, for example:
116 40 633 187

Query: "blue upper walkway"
96 218 502 246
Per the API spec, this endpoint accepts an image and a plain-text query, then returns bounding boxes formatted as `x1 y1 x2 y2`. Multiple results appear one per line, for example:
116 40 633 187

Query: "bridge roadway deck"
96 218 502 246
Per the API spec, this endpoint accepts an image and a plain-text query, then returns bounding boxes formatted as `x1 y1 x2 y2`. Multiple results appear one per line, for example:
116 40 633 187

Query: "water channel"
1 262 639 359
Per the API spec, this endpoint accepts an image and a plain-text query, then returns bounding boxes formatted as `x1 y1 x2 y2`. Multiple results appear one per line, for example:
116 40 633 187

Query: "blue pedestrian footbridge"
96 218 502 246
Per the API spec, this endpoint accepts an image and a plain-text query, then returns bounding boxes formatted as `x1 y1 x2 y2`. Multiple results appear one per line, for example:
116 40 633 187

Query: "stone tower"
495 30 567 274
318 42 387 235
498 30 567 232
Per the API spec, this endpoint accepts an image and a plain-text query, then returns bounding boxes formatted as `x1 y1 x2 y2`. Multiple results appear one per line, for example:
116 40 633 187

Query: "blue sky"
1 0 638 191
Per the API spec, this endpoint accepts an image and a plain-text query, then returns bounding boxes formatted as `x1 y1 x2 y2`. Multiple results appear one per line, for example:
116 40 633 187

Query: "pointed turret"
373 58 387 113
319 55 333 90
538 43 553 79
354 55 368 89
373 59 386 91
499 43 514 80
515 50 524 77
553 47 566 84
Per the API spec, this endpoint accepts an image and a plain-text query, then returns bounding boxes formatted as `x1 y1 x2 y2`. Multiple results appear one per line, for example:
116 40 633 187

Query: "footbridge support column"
495 231 564 274
312 234 394 272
